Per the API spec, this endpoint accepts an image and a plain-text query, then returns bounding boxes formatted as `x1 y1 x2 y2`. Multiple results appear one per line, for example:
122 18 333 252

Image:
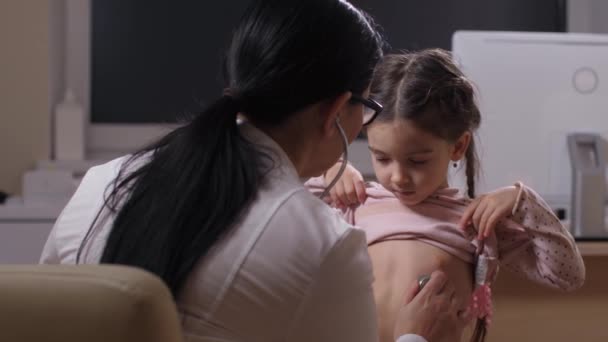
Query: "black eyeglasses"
350 93 383 126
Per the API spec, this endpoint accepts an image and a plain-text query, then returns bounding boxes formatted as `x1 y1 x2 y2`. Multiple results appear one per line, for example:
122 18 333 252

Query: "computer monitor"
58 1 566 163
451 31 608 207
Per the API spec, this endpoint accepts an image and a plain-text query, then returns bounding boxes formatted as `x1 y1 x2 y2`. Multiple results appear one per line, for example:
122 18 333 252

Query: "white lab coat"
40 123 425 342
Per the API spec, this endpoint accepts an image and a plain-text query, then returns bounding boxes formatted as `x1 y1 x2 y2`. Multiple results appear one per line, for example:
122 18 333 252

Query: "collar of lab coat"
238 122 301 184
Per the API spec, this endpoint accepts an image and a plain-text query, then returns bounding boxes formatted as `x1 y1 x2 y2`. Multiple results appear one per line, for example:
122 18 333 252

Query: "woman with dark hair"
41 1 465 341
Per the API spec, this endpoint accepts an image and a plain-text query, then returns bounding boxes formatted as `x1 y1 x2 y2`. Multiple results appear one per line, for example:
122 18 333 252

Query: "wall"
569 0 608 33
1 1 606 195
0 1 52 195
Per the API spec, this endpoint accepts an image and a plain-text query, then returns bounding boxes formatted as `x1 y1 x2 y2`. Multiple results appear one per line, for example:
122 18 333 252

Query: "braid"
465 138 478 199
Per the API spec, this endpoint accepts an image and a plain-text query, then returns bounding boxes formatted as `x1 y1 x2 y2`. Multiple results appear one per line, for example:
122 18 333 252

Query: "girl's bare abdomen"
368 239 473 342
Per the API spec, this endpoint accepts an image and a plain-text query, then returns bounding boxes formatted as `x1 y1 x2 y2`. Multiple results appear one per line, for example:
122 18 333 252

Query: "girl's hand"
459 185 519 240
324 161 367 209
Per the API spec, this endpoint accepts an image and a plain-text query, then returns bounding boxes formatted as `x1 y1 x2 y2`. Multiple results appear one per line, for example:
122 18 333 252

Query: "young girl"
307 49 585 342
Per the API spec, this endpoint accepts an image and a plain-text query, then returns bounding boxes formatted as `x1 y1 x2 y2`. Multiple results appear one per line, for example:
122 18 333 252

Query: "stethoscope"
318 117 349 200
418 274 431 290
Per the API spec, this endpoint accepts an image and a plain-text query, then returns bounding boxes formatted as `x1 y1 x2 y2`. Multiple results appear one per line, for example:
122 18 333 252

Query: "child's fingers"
329 187 339 206
330 182 344 207
334 183 346 206
460 198 481 229
342 178 359 205
336 200 346 210
354 179 367 203
471 200 488 234
478 206 496 240
484 209 503 238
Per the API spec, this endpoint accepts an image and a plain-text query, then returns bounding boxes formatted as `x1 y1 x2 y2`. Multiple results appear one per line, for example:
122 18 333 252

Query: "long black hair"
94 0 384 296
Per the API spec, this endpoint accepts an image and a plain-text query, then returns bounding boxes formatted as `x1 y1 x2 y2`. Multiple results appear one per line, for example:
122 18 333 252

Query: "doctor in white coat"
41 0 465 341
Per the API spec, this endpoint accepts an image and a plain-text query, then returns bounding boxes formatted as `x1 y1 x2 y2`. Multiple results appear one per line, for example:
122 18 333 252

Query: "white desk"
0 159 104 264
0 204 63 264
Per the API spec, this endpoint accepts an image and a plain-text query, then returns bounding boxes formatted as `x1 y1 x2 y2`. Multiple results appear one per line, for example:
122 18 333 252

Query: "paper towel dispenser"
567 133 607 238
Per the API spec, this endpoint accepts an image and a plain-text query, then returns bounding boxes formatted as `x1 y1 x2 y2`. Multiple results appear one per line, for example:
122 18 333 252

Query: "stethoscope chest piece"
418 274 431 290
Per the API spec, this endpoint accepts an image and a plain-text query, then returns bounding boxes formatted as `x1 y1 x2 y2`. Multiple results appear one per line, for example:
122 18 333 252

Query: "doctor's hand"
323 161 367 209
459 185 520 240
393 270 469 341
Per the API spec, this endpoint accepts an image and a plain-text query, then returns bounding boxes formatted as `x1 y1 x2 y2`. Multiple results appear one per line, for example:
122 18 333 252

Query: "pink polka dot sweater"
306 177 586 323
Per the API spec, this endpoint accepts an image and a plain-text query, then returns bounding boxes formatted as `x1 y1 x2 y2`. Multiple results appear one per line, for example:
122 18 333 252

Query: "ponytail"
100 95 268 296
94 0 384 297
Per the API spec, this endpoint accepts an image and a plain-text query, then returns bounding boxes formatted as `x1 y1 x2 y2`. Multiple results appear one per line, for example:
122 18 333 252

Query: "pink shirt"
307 177 585 292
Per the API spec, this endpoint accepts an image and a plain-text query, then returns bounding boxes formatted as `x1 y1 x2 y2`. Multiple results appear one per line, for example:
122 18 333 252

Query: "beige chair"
0 264 183 342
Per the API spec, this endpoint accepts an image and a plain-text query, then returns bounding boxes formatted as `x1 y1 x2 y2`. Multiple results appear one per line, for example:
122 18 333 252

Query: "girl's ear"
451 131 471 161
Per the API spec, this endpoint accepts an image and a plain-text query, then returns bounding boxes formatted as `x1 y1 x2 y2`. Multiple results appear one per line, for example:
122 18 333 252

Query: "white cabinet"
0 204 61 264
0 222 54 263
